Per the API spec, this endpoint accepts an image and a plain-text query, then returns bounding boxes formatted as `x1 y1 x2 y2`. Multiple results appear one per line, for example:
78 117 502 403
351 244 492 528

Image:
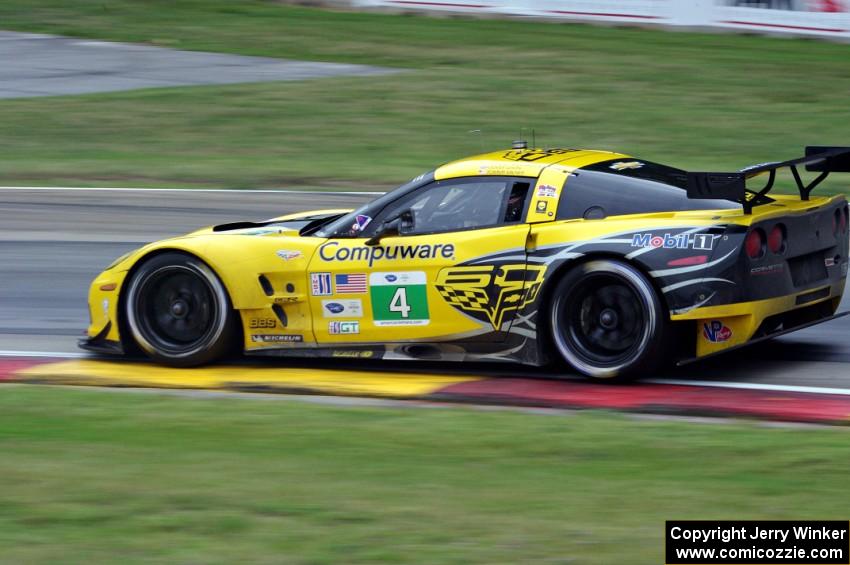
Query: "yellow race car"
81 144 849 380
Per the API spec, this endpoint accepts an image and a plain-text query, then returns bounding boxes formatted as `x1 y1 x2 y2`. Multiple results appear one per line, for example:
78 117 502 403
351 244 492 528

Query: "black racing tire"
548 259 668 381
124 252 237 367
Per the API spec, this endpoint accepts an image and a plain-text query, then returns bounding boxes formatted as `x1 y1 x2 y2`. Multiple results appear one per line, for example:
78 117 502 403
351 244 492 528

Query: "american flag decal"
334 273 367 294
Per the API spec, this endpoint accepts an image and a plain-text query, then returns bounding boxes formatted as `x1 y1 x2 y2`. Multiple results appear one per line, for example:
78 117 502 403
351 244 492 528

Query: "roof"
435 147 630 180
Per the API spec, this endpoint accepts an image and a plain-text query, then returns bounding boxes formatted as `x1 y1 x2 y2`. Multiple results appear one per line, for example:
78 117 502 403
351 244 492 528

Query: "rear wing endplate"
686 146 850 214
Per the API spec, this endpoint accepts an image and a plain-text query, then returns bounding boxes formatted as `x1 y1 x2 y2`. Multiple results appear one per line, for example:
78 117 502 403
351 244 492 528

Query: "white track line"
646 378 850 397
0 350 87 359
0 186 384 195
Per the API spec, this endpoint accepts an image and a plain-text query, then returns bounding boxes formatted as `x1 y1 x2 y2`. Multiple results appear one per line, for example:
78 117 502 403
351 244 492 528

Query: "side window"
504 180 530 223
557 160 739 220
375 177 531 236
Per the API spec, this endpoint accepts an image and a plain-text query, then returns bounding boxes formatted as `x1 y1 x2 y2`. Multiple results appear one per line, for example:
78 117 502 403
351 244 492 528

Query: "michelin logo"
631 233 714 251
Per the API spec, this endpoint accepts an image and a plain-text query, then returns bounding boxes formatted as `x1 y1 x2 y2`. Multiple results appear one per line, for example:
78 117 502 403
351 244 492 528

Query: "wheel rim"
557 273 648 368
133 266 219 354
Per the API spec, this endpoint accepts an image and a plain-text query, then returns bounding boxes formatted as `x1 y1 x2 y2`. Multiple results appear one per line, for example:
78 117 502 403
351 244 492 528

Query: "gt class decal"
329 321 360 335
703 320 732 343
369 272 430 326
436 263 546 330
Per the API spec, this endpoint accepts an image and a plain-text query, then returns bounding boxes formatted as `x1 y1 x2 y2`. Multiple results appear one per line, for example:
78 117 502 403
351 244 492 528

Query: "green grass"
0 386 849 563
1 1 850 191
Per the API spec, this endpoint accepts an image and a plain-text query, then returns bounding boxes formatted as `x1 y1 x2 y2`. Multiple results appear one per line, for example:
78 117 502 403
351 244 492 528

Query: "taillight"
768 224 787 255
745 228 766 260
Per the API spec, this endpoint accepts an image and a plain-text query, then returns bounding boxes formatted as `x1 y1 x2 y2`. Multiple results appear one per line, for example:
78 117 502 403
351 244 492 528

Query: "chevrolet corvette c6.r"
81 145 850 380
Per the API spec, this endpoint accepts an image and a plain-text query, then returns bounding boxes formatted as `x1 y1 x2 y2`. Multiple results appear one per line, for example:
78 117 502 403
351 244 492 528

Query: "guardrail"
353 0 850 39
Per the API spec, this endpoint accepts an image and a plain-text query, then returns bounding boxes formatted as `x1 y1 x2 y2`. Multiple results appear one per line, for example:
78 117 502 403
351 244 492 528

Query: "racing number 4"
389 287 411 318
369 272 430 326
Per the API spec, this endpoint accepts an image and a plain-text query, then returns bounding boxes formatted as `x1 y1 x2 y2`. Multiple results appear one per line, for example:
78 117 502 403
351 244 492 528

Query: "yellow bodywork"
85 148 848 362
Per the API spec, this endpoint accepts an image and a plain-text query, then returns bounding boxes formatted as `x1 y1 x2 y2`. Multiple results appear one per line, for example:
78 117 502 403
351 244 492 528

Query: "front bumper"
80 269 129 354
78 321 124 355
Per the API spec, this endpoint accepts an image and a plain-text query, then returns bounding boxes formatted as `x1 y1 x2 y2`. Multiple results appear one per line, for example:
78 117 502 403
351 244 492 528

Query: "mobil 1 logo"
631 232 715 251
369 272 429 326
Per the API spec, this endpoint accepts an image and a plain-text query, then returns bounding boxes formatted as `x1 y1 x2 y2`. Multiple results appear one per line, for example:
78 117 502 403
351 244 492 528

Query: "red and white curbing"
3 354 850 425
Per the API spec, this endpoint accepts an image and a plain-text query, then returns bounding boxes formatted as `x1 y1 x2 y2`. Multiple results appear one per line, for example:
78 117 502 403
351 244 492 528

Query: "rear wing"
686 146 850 214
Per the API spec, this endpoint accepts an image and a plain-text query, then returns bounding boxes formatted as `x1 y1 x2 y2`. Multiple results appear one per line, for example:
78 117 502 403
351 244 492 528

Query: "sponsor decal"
610 161 644 171
319 242 455 267
750 263 785 276
276 249 302 261
436 264 546 330
535 200 548 213
274 296 300 304
251 334 303 343
536 184 558 198
352 214 372 233
502 148 577 162
334 273 367 294
481 166 527 176
369 272 430 326
702 320 732 343
310 272 333 296
842 262 848 277
332 350 374 358
631 232 715 251
825 257 837 267
329 321 360 335
321 299 363 318
249 318 277 329
102 299 109 315
325 303 345 314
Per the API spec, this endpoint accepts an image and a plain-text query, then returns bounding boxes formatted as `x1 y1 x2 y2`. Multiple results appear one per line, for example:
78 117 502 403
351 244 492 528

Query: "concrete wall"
349 0 850 39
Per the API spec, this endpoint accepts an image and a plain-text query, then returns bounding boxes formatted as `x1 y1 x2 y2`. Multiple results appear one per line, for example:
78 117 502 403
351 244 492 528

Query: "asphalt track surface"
0 31 395 99
1 187 848 390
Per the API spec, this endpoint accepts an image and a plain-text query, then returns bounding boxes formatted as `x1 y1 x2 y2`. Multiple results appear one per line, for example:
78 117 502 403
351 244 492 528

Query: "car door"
306 176 537 345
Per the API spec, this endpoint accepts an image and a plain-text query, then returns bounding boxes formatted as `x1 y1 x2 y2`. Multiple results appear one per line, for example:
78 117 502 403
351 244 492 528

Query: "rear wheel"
124 252 237 367
549 260 667 381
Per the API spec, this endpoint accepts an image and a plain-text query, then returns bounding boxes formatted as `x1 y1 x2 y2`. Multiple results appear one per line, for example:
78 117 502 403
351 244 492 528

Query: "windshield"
313 171 435 238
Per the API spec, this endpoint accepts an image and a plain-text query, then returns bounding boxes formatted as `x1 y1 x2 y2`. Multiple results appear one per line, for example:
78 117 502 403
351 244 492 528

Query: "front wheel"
124 252 237 367
548 260 668 381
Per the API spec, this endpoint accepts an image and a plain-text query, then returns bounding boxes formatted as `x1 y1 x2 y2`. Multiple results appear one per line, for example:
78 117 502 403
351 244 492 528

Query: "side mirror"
365 217 401 246
399 209 415 234
365 209 415 246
